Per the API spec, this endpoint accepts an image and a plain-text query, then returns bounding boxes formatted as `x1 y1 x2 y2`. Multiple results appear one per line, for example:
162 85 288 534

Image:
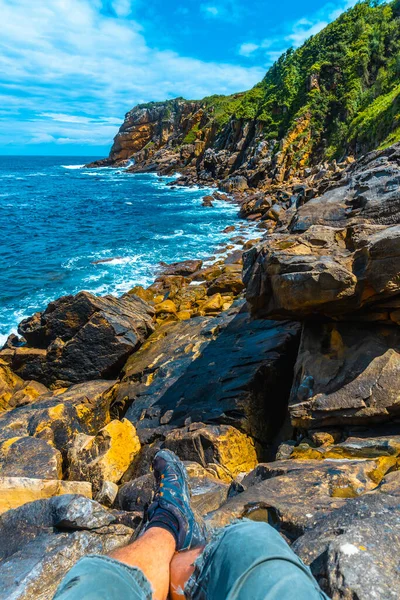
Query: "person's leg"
181 519 330 600
53 450 207 600
170 548 203 600
109 528 176 600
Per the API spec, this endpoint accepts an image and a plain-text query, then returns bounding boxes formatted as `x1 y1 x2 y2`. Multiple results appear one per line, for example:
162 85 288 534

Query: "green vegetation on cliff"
232 0 400 161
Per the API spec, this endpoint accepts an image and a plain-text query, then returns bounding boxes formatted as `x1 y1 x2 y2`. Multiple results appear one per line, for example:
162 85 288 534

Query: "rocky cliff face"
90 1 400 190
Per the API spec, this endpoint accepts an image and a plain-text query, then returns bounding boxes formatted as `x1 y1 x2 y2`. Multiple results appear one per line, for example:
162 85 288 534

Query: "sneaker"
144 449 208 551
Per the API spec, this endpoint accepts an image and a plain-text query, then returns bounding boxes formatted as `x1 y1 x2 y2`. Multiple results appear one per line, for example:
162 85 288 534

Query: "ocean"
0 156 250 345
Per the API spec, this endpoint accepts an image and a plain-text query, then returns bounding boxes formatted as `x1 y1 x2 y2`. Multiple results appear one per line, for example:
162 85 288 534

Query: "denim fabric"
53 520 330 600
185 519 330 600
52 554 152 600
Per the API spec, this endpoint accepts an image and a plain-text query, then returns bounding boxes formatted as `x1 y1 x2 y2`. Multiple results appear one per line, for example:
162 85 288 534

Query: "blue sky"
0 0 358 156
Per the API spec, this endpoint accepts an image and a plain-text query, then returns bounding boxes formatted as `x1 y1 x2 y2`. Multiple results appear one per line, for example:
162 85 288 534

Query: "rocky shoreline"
0 139 399 598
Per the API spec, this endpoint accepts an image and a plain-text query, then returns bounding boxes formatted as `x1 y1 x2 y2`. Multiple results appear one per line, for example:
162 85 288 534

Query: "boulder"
289 322 400 428
0 380 114 457
95 481 119 507
53 494 114 530
0 360 48 413
117 302 300 450
0 478 92 514
160 259 203 276
162 424 258 481
3 291 155 387
293 493 400 600
0 437 62 480
219 176 248 193
116 473 155 511
0 495 133 599
68 419 141 492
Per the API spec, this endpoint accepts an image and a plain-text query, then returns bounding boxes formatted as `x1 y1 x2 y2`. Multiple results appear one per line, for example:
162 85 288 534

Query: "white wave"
61 164 85 170
125 201 133 205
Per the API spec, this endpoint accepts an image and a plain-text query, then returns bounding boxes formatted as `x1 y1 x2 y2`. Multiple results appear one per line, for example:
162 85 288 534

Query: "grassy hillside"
232 0 400 162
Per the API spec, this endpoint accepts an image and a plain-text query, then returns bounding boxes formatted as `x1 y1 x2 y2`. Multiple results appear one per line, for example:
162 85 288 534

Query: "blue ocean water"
0 156 245 345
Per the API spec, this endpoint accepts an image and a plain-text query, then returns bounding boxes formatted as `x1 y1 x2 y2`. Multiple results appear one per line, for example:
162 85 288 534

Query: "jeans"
53 520 330 599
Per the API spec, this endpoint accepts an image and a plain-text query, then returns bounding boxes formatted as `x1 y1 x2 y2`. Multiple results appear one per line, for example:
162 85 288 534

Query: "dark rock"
118 302 300 450
0 437 62 480
9 291 155 387
289 322 400 429
205 459 385 538
53 494 114 530
160 259 203 277
116 474 155 511
0 495 133 599
293 493 400 600
244 146 400 320
202 195 214 207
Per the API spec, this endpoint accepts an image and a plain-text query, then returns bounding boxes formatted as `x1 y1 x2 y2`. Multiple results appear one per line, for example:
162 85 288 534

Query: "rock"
223 226 236 233
53 494 114 530
118 302 300 450
0 477 92 514
116 473 155 511
207 267 245 296
205 458 388 535
197 293 223 316
160 259 203 277
190 475 230 515
95 481 119 507
154 299 177 315
0 495 133 599
0 379 114 456
293 494 400 600
289 322 400 428
6 291 155 387
219 176 248 193
202 195 214 207
68 419 141 492
244 147 400 320
0 360 48 413
0 437 62 480
275 440 296 460
162 424 258 481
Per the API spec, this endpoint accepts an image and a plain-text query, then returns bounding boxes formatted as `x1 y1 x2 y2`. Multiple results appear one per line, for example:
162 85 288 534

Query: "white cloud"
201 5 220 17
0 0 264 148
239 0 360 66
112 0 132 17
238 43 259 57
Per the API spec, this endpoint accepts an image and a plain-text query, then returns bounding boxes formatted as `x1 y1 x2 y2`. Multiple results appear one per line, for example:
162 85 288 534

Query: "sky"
0 0 359 156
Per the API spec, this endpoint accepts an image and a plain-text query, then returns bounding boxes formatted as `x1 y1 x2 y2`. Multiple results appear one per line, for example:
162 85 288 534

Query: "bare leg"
109 527 176 600
170 547 204 600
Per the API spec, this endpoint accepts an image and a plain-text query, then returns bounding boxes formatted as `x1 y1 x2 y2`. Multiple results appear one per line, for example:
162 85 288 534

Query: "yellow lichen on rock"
68 419 141 491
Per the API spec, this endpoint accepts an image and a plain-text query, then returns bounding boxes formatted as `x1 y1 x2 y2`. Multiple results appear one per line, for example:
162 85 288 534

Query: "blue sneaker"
144 449 207 551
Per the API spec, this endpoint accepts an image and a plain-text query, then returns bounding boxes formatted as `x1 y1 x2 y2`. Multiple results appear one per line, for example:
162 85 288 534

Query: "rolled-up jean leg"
53 555 152 600
185 519 330 600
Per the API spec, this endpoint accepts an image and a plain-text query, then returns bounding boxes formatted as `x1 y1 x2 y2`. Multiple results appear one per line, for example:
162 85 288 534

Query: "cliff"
1 2 400 599
90 0 400 188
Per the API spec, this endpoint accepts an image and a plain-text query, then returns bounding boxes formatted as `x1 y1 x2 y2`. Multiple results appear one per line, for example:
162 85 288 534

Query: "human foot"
144 449 207 551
